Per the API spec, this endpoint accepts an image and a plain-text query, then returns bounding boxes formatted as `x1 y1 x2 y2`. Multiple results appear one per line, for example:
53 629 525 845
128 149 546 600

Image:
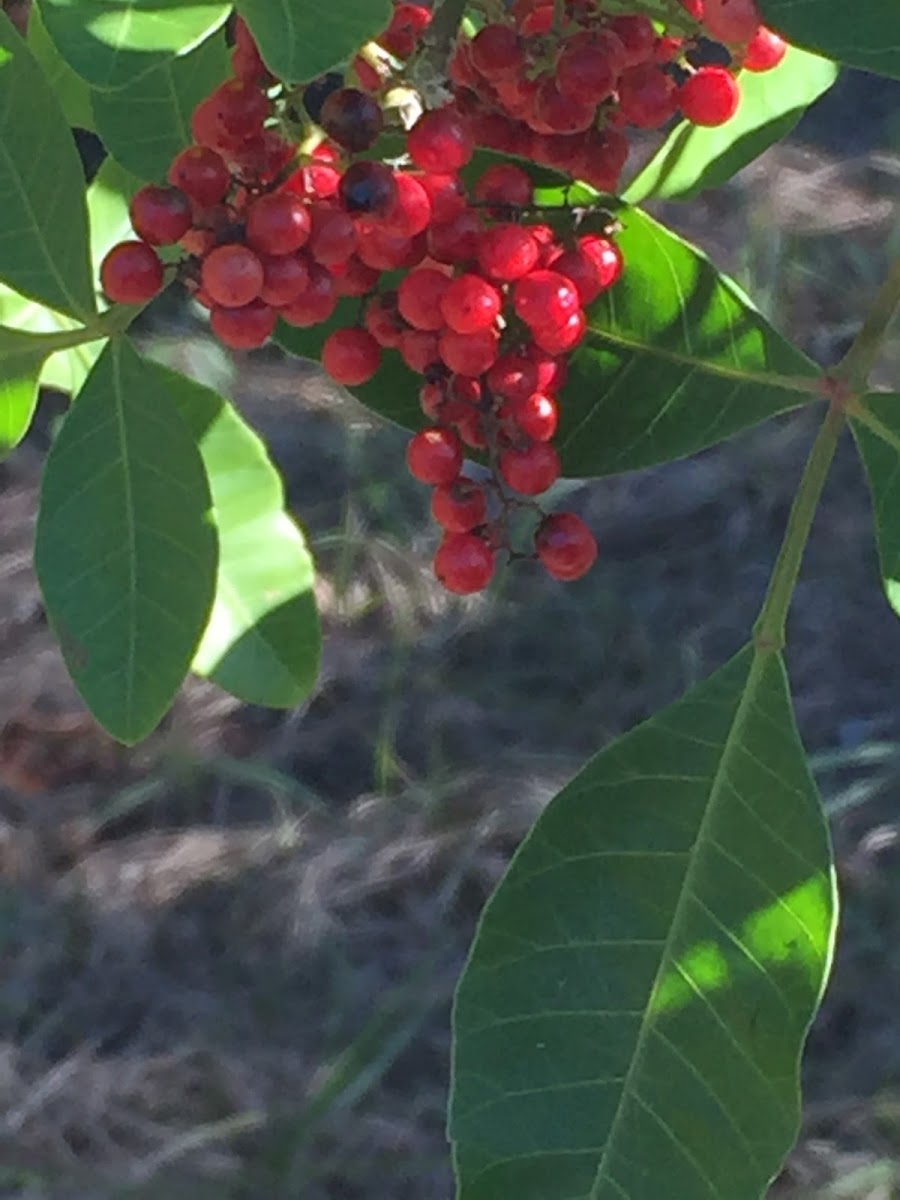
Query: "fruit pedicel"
100 0 788 593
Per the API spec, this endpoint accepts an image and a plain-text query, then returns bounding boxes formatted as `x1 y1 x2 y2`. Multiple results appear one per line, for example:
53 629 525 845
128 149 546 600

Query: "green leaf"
28 2 95 129
625 48 838 204
91 33 229 182
234 0 392 83
0 326 52 455
558 207 820 476
38 0 230 91
279 208 820 480
451 646 836 1200
850 395 900 619
0 13 95 319
145 362 322 708
35 338 218 744
757 0 900 80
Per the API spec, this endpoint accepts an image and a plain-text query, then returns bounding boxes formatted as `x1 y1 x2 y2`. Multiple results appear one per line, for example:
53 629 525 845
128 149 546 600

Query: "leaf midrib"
588 647 767 1200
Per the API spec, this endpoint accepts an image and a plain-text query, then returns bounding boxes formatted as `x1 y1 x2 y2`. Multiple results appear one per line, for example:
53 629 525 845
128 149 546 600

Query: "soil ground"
0 72 899 1200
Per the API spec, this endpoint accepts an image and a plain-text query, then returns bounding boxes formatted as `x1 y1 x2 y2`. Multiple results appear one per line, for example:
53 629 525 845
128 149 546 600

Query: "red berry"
576 128 629 192
513 270 580 329
100 240 164 304
129 184 192 246
356 223 424 271
557 39 618 104
487 351 538 403
381 2 432 58
533 308 587 354
474 163 533 209
380 172 433 238
279 264 337 327
308 205 358 265
407 426 463 485
506 390 559 442
439 327 499 376
471 24 524 78
398 268 452 331
284 161 342 201
259 252 310 307
207 79 271 139
168 146 230 207
431 478 488 532
365 291 406 348
499 442 561 495
246 193 311 256
332 254 384 296
322 328 381 385
578 236 624 290
426 208 484 265
339 161 398 217
533 80 597 135
517 5 554 36
320 87 385 152
744 25 788 71
210 298 277 349
440 274 502 335
407 108 475 174
608 15 657 65
434 532 495 594
702 0 761 44
232 17 272 85
415 173 466 223
201 243 264 307
536 512 597 580
526 344 568 391
618 63 679 128
547 248 602 305
680 66 741 126
400 329 441 374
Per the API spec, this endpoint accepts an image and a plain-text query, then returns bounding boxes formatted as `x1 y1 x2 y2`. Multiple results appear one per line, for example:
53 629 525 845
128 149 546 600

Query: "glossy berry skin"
477 224 539 282
279 264 337 327
536 512 598 580
100 240 164 304
210 299 277 349
207 79 270 139
129 185 192 246
440 274 502 335
258 252 310 307
578 236 624 290
320 87 385 152
701 0 761 44
398 268 452 331
407 108 475 174
744 26 788 71
499 442 561 495
168 146 231 207
513 270 580 330
431 478 488 533
680 66 741 126
434 533 495 594
533 309 587 355
407 426 464 485
381 173 433 238
439 328 499 377
400 329 441 374
322 328 381 385
548 248 603 305
487 352 538 403
506 391 559 442
246 193 311 256
201 243 264 308
339 161 399 217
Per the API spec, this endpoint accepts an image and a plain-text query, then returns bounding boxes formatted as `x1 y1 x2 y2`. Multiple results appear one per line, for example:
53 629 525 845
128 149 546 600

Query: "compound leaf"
234 0 392 84
0 13 95 319
35 338 218 744
451 647 836 1200
146 363 322 708
626 48 838 203
38 0 230 90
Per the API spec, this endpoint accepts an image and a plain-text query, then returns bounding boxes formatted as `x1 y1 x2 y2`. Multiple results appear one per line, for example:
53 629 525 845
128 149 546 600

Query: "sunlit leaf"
234 0 392 83
452 647 837 1200
28 2 95 129
758 0 900 80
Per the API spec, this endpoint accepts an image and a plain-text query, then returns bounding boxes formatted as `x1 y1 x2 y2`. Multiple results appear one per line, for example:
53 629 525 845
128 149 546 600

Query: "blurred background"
0 46 899 1200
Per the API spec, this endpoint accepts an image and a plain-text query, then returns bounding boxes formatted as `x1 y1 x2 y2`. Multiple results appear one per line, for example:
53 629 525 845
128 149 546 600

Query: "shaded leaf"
35 338 218 744
0 14 95 318
234 0 392 84
625 48 838 203
92 33 229 182
38 0 230 90
451 647 836 1200
146 363 321 708
28 2 95 129
758 0 900 80
0 326 51 455
850 394 900 618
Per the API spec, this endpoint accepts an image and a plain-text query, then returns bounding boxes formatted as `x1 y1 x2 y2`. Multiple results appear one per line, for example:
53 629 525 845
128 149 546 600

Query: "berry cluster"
446 0 786 192
98 0 790 593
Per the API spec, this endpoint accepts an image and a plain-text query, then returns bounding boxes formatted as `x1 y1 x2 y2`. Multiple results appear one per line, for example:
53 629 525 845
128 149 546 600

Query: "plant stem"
833 255 900 391
753 403 844 653
422 0 469 56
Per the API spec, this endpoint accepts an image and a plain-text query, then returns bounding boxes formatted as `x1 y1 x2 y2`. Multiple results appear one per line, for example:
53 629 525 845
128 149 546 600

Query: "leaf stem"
753 402 845 653
833 255 900 391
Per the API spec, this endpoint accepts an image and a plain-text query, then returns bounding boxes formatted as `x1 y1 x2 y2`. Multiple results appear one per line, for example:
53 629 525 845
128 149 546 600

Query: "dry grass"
0 125 899 1199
